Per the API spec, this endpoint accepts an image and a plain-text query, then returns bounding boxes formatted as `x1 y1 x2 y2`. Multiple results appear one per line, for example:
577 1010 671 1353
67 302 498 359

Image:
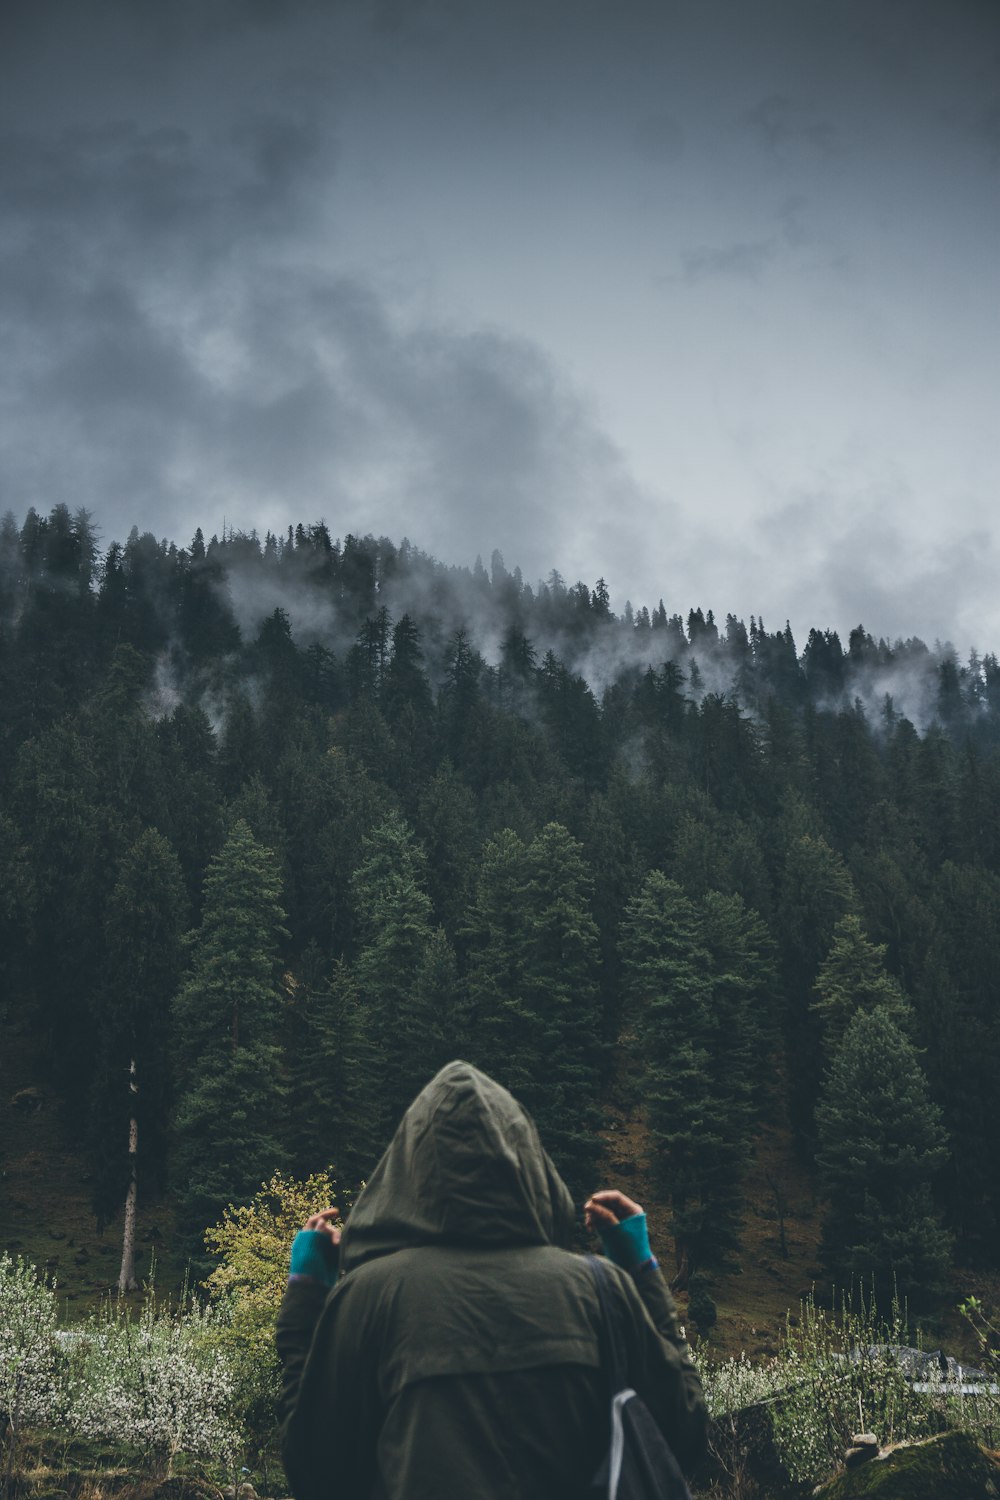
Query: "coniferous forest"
4 502 1000 1313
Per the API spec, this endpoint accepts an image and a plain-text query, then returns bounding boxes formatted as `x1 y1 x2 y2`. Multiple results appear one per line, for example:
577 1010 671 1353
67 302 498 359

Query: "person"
276 1060 707 1499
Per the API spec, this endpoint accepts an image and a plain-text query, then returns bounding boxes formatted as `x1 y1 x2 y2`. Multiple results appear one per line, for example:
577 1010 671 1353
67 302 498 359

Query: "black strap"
587 1253 628 1394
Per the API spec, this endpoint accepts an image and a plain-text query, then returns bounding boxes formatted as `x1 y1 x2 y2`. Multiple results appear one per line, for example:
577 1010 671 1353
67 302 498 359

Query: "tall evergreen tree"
350 813 440 1143
809 914 909 1056
777 829 858 1138
414 761 480 937
288 955 379 1185
13 720 122 1102
172 820 288 1246
463 824 602 1187
0 810 35 1002
916 861 1000 1259
517 823 603 1185
816 1005 951 1307
621 873 716 1282
463 828 536 1091
700 888 779 1121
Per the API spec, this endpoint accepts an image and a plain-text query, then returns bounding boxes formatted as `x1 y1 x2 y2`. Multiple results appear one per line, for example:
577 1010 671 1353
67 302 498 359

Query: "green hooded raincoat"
276 1061 707 1499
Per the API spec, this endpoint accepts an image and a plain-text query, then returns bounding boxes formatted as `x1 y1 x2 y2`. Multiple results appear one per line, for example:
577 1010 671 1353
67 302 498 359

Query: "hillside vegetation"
3 506 1000 1334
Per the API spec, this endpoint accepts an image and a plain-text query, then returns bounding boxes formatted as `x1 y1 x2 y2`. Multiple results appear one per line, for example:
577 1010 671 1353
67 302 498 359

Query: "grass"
2 1432 228 1499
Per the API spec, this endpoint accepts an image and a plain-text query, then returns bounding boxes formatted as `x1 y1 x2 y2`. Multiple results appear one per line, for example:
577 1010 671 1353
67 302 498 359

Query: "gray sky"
2 0 998 649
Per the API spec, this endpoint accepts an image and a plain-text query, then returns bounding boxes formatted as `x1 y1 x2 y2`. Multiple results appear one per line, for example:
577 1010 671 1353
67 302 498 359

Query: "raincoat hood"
339 1061 577 1274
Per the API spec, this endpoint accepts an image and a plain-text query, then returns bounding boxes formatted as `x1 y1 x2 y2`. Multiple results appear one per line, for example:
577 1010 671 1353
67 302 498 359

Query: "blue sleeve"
288 1229 338 1286
598 1211 657 1273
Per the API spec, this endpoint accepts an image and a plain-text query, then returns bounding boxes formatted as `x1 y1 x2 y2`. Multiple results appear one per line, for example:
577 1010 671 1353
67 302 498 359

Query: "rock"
10 1086 44 1114
843 1434 880 1467
815 1429 1000 1498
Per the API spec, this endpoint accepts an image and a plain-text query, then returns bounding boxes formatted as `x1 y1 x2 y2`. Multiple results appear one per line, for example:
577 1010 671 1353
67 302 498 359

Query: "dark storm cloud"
0 104 636 579
2 0 998 648
0 0 644 577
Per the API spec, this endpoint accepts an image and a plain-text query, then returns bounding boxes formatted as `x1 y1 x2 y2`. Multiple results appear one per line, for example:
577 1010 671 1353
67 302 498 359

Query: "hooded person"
276 1060 707 1500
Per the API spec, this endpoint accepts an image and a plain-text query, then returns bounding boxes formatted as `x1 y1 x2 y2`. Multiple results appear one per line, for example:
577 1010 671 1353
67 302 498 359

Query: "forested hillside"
4 503 1000 1312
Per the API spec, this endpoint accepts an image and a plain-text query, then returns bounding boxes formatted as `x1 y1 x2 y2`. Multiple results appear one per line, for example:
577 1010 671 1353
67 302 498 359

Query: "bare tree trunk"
119 1058 139 1294
767 1171 790 1259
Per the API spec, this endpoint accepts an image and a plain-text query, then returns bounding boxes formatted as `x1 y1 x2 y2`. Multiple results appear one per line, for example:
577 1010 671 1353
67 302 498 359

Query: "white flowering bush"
699 1289 1000 1489
0 1253 240 1475
64 1294 241 1471
768 1294 942 1483
702 1349 785 1418
0 1253 65 1431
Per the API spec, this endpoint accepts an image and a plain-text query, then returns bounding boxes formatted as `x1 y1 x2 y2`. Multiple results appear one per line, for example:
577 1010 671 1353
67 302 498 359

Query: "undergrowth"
701 1285 1000 1489
7 1244 1000 1499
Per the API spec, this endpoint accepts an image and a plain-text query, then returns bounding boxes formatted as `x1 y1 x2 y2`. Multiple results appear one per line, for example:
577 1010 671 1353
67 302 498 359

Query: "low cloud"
749 496 995 653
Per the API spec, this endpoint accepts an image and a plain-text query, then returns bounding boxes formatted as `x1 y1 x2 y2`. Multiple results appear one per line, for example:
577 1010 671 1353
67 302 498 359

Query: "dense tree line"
3 505 999 1302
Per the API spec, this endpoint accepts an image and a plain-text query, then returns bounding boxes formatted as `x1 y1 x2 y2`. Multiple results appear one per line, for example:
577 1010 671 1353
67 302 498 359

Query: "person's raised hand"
584 1189 643 1234
304 1206 342 1249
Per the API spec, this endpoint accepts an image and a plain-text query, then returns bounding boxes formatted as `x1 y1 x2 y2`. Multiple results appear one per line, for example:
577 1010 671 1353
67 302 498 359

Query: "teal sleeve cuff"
289 1229 337 1286
599 1211 655 1271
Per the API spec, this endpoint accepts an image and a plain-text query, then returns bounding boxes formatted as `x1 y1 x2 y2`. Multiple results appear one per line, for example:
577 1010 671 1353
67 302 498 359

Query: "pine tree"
12 720 121 1103
815 1005 951 1307
810 914 909 1056
777 829 858 1138
917 862 1000 1259
415 762 480 936
156 704 223 917
700 889 779 1122
621 873 716 1282
0 810 35 1002
289 956 379 1185
274 736 392 961
463 824 603 1188
517 823 603 1186
463 828 537 1094
172 820 289 1246
350 813 439 1143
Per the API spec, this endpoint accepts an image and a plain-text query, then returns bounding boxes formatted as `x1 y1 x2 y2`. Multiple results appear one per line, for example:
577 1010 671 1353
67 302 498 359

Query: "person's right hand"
303 1206 342 1250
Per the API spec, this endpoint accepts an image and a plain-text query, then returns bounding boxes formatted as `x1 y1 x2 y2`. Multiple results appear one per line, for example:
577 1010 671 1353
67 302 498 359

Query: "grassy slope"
595 1081 995 1365
597 1081 826 1358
